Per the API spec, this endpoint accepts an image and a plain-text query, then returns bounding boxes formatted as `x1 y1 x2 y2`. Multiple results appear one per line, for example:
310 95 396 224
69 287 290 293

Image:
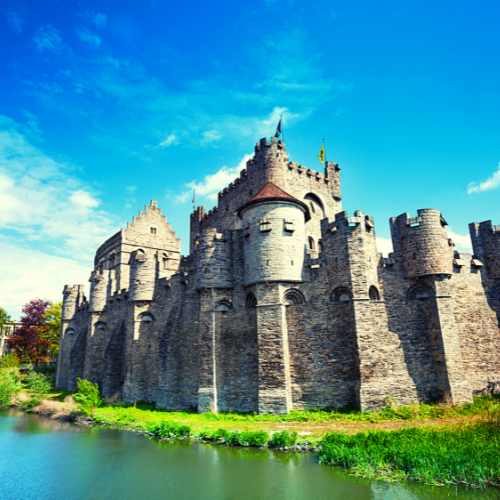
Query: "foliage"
73 378 103 416
269 430 298 448
318 417 500 488
1 353 20 368
149 421 191 438
0 307 11 326
23 371 53 394
34 363 56 374
6 299 50 364
39 302 62 357
0 367 21 407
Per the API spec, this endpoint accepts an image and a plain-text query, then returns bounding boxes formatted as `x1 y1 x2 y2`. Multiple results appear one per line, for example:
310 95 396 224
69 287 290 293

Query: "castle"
55 136 500 414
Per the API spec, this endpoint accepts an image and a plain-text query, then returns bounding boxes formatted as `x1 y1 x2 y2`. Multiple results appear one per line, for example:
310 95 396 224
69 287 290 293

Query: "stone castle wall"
56 136 500 414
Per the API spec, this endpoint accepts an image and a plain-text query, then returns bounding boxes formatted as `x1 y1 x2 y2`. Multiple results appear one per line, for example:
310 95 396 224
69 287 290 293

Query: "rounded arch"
214 299 232 312
331 286 351 302
246 293 257 309
108 252 116 268
94 321 107 331
162 252 169 270
369 286 381 301
65 328 75 335
138 312 155 322
135 248 146 261
308 237 315 251
304 193 325 218
284 288 306 306
407 283 435 300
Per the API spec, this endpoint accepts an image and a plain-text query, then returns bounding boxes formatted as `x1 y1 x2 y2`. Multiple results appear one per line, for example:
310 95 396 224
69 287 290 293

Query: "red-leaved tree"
7 299 51 364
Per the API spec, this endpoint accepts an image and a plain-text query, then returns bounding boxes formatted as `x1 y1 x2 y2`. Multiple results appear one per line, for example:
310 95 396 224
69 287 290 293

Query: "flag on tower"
274 118 282 139
318 143 325 164
192 190 196 209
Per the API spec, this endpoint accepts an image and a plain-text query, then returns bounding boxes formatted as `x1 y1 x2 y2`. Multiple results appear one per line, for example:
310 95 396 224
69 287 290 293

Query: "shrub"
0 367 21 406
269 430 298 448
23 371 53 394
1 353 20 368
149 421 191 438
73 378 102 416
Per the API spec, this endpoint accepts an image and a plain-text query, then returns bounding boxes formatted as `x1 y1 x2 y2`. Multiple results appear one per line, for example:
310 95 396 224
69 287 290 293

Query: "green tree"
0 307 12 328
40 302 62 357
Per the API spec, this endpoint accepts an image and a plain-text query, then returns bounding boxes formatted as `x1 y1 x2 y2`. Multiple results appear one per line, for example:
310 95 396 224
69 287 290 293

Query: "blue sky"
1 0 499 318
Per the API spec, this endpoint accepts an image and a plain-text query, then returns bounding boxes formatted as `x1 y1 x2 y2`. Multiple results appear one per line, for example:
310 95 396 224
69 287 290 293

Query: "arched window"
332 287 351 302
284 289 305 306
407 283 434 300
304 193 325 218
369 286 380 301
109 253 115 268
94 322 107 331
136 249 146 261
162 253 168 270
138 312 155 322
214 300 232 312
98 260 104 274
65 328 75 335
308 237 315 251
246 293 257 309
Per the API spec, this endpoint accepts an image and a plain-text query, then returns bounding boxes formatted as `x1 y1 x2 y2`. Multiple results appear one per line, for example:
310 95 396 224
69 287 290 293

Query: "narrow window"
150 227 157 234
308 237 315 250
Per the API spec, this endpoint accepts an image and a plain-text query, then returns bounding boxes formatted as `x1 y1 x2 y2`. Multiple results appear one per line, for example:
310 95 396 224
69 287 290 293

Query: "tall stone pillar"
255 283 292 414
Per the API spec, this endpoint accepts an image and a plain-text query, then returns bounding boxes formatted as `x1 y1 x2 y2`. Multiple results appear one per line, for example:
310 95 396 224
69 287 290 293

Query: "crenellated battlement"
322 210 375 235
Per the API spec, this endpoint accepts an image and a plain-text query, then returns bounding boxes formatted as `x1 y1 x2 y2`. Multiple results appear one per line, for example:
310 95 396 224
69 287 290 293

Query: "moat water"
0 410 498 500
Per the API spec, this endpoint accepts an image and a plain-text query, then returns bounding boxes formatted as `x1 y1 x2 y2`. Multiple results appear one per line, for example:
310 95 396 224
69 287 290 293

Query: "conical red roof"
247 182 299 203
236 182 310 221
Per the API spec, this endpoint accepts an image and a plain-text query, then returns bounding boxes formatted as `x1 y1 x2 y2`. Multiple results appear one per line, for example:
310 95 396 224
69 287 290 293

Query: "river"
0 410 497 500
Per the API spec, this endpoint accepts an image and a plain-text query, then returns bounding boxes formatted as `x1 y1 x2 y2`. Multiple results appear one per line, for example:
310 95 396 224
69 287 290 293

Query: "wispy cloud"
5 9 24 34
77 28 101 48
79 10 107 28
201 129 222 145
467 162 500 194
158 133 177 147
175 153 253 203
0 115 118 260
32 24 62 53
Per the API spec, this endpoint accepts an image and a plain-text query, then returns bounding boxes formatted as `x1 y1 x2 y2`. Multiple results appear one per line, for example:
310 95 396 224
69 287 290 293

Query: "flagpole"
323 138 326 163
281 114 284 144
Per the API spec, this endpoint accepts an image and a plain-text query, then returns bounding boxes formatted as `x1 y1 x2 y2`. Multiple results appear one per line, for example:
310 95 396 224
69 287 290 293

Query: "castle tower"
89 270 109 312
61 284 85 322
238 182 310 287
236 182 310 414
469 220 500 279
395 209 452 278
247 137 290 187
195 228 233 290
393 209 472 404
128 249 156 302
320 210 381 409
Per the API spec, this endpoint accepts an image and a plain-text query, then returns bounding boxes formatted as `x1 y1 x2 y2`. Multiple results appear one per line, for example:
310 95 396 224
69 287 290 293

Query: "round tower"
195 228 233 289
128 249 155 301
247 137 289 187
396 209 452 278
469 220 500 278
237 182 310 286
89 270 109 312
62 284 85 321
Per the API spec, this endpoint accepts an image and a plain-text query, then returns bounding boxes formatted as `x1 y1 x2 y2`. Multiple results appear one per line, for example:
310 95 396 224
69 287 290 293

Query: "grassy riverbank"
2 362 499 489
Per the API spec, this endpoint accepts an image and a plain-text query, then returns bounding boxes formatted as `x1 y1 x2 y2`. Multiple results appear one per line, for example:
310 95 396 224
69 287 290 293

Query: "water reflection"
0 410 497 500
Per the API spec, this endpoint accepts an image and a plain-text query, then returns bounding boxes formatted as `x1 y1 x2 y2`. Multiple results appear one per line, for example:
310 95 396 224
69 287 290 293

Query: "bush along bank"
318 411 500 488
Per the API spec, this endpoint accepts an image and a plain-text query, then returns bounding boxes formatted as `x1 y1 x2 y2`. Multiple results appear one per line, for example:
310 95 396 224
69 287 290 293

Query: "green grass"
318 413 500 488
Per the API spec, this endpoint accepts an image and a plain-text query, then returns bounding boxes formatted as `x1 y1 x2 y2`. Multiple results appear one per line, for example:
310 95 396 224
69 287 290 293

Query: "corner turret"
469 221 500 278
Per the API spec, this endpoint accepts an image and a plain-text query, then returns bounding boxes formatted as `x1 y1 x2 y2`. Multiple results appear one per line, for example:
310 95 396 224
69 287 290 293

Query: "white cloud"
0 238 91 320
5 9 24 34
376 236 394 257
0 115 118 260
79 11 107 28
175 153 253 203
447 228 472 252
201 129 222 145
77 28 101 48
158 133 177 147
32 25 62 53
467 162 500 194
